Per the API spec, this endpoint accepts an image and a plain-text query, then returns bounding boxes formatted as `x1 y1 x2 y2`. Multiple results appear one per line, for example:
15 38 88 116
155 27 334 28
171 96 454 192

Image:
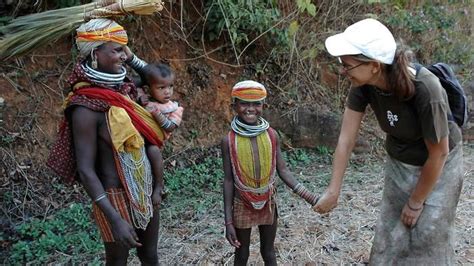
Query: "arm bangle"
126 54 148 70
292 183 302 193
94 193 107 203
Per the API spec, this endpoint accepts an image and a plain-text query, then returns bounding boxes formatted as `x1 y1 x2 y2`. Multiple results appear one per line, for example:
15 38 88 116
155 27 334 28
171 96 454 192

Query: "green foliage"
385 3 472 70
1 133 17 145
9 203 102 264
387 5 455 34
315 145 331 156
204 0 289 50
164 157 224 213
165 157 223 193
285 148 313 169
188 129 199 141
296 0 316 16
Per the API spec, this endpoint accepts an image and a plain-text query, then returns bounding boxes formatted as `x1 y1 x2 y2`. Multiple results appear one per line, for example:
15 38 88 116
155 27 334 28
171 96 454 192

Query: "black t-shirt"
347 67 461 166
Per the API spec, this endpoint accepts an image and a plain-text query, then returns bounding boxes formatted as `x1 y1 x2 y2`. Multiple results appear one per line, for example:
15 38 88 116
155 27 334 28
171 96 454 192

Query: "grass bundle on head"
0 0 164 59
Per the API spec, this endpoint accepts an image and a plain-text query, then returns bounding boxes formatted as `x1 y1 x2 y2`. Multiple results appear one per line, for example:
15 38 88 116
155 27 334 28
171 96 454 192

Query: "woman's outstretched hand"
312 189 339 213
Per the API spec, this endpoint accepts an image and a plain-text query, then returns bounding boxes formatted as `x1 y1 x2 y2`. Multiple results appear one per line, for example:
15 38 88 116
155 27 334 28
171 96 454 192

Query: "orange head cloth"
231 80 267 102
76 18 128 58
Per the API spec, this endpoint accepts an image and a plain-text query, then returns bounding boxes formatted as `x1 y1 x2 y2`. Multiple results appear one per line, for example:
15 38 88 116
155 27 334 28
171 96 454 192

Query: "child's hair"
141 63 174 85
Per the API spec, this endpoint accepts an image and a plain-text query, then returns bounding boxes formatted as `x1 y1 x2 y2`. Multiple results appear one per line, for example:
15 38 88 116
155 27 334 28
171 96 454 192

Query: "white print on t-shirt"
387 110 399 127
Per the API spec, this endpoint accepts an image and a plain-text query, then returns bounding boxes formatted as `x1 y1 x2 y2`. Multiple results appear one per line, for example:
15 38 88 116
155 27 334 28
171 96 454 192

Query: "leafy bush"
165 157 223 194
9 203 102 264
284 147 333 170
164 157 224 213
384 3 473 75
204 0 289 54
285 148 313 169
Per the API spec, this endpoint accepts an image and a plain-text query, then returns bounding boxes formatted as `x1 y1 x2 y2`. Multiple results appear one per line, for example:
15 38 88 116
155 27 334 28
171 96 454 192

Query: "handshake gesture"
292 183 338 213
311 189 339 214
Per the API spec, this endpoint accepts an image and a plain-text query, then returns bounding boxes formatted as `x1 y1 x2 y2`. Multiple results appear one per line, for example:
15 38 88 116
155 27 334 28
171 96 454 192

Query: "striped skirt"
92 187 133 243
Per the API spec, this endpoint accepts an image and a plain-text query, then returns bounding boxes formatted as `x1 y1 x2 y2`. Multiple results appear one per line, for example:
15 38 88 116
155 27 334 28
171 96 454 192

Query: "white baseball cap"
325 18 396 65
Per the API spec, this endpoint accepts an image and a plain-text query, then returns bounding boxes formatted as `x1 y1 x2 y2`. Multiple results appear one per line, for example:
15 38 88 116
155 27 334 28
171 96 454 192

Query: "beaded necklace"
228 127 277 210
231 116 269 137
106 106 154 230
117 146 153 229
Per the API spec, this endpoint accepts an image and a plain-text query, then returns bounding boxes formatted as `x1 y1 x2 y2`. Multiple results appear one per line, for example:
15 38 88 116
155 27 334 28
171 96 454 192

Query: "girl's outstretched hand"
312 189 339 213
225 224 241 248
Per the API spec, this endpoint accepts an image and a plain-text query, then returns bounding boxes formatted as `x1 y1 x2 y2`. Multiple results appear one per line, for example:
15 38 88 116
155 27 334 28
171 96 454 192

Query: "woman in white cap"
313 18 463 264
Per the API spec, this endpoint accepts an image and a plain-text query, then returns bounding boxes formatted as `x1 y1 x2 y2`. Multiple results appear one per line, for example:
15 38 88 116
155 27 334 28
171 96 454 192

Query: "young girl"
314 18 463 264
221 80 319 265
140 63 184 140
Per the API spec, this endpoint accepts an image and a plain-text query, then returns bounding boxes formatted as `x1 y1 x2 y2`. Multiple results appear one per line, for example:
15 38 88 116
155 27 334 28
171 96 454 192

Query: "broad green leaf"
297 0 305 9
307 4 316 16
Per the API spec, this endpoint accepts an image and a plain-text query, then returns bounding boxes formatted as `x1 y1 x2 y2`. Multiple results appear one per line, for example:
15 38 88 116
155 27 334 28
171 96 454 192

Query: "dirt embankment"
0 15 249 173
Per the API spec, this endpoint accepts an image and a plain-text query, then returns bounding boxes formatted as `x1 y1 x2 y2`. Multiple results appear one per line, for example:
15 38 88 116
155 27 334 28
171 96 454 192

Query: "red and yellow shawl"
47 63 165 184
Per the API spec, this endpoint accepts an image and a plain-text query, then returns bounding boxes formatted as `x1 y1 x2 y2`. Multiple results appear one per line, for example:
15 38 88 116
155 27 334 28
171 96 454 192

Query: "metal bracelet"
94 193 107 203
292 183 302 193
407 200 423 211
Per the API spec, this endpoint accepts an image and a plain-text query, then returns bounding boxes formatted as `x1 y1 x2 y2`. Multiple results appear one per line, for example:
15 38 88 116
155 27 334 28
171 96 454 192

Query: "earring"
91 49 98 69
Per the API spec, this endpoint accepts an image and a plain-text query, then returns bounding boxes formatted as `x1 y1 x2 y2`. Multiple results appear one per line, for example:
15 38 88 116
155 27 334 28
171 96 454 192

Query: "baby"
140 63 184 140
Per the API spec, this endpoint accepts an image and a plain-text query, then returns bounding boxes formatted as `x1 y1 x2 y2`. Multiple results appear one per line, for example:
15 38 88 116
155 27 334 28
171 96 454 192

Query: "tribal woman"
47 19 165 265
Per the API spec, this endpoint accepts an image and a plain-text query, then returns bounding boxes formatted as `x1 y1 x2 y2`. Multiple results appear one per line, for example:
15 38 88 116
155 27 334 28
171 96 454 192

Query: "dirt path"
132 144 473 264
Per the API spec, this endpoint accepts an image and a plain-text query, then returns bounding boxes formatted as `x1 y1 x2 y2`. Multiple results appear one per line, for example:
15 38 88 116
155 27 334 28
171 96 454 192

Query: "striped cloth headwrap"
76 18 128 57
231 80 267 102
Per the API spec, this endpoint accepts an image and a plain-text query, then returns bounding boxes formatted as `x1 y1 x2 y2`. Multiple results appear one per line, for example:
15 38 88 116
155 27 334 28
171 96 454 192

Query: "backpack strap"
412 63 455 123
